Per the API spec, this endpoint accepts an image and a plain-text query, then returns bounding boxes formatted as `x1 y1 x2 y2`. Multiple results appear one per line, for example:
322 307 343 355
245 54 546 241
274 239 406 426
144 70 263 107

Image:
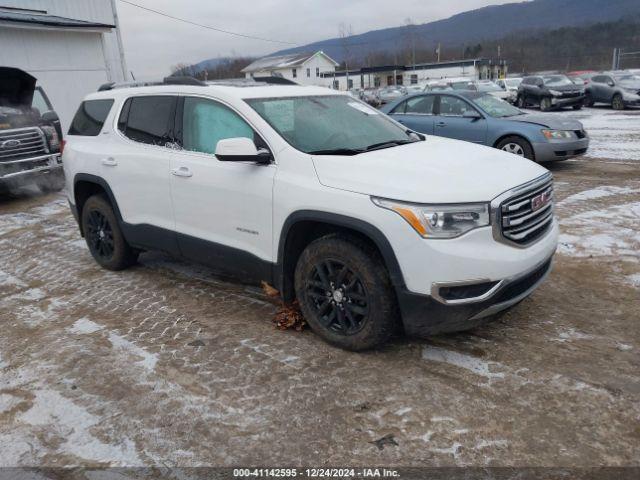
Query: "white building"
242 51 338 86
322 59 508 91
0 0 128 129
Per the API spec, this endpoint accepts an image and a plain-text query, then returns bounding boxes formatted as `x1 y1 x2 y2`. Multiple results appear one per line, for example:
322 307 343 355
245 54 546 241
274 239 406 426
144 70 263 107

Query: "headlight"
372 198 490 239
623 89 639 98
40 125 60 153
548 90 563 96
542 129 574 140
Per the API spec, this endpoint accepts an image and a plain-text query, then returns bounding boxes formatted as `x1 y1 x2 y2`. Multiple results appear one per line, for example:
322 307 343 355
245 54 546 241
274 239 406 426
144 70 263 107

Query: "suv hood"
0 67 36 107
311 137 548 203
505 113 583 130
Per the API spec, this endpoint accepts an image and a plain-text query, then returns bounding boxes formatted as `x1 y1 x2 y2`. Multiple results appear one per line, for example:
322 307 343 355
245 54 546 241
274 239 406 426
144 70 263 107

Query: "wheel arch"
275 211 406 302
493 132 536 157
73 174 123 235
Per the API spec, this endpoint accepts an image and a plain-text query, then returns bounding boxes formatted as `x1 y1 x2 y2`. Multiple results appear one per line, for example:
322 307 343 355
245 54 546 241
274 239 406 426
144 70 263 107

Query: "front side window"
118 96 176 146
31 88 51 114
438 96 475 116
182 97 256 155
247 95 412 154
69 99 114 136
404 95 435 114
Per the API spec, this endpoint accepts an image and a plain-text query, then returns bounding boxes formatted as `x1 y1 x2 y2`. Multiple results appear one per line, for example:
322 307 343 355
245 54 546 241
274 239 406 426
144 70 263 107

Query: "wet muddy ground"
0 108 638 469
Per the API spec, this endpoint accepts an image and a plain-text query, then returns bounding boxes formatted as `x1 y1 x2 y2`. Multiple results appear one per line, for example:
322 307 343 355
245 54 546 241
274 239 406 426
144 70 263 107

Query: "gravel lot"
0 107 638 470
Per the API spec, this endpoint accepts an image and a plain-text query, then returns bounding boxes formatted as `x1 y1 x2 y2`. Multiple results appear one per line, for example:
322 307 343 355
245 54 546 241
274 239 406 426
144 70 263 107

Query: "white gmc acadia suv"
63 77 558 351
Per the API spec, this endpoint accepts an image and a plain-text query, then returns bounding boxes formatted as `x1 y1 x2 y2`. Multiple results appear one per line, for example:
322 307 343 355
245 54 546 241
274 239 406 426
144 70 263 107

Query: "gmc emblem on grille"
531 190 552 211
0 139 21 149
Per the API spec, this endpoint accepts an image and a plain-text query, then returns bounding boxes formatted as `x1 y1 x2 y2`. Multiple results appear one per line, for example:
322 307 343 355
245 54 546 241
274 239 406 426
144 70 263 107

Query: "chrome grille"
495 174 554 246
0 127 48 162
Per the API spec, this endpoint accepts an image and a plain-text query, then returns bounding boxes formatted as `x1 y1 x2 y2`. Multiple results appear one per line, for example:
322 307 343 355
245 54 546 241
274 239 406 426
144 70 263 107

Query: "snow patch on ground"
108 332 158 372
558 202 640 257
18 389 141 465
0 212 42 234
422 346 505 379
625 273 640 287
0 394 22 414
554 328 594 343
0 269 27 289
559 186 640 205
68 318 104 335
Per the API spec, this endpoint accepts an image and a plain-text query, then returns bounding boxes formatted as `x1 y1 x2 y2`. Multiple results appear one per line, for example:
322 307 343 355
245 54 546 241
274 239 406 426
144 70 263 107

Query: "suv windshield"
543 75 573 87
473 94 523 118
615 74 640 86
247 95 415 154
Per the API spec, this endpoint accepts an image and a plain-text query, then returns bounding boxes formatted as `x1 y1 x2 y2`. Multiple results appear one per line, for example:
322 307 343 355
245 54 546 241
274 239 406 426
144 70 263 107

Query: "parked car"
359 88 381 107
381 91 589 162
567 71 595 86
496 77 522 103
584 72 640 110
517 75 585 111
64 80 557 350
378 86 407 104
476 80 512 102
0 67 64 192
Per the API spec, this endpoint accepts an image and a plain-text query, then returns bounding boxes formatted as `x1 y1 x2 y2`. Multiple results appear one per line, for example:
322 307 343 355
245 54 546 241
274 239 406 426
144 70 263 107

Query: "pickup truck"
0 67 64 193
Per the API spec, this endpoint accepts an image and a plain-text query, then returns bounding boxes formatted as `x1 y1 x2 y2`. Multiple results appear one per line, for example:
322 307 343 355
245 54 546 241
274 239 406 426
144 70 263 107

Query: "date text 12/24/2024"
233 468 400 478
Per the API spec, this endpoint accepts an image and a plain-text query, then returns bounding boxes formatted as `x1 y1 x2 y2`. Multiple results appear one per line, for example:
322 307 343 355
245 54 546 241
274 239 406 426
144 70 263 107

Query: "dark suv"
0 67 64 193
517 75 585 111
585 72 640 110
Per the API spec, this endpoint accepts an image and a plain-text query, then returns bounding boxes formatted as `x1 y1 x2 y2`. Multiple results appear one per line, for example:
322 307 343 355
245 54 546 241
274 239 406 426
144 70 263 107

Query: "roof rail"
97 76 207 92
162 76 207 86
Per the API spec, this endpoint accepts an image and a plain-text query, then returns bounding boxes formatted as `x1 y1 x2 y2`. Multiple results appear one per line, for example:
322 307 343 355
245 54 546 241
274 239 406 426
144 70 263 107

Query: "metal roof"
0 10 115 29
241 51 338 73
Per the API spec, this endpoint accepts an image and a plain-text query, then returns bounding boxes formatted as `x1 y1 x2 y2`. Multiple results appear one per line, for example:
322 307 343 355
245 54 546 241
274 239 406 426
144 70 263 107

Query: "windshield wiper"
364 139 416 152
309 148 365 156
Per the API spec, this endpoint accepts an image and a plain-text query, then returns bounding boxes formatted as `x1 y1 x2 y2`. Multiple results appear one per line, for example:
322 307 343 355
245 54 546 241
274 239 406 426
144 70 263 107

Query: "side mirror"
607 81 615 87
463 110 482 120
41 110 59 123
215 137 271 164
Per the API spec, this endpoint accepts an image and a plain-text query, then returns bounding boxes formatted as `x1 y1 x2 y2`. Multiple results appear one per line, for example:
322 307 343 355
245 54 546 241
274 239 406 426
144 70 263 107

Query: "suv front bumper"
398 253 554 336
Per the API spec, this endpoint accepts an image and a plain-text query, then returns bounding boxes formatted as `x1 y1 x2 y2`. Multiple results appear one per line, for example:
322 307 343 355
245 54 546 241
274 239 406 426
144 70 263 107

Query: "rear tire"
612 94 625 110
294 234 398 351
496 136 535 161
81 194 138 271
540 97 553 112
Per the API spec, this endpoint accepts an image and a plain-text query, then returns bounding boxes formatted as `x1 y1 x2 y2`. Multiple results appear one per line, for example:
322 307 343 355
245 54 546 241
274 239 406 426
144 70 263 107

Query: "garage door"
0 27 110 131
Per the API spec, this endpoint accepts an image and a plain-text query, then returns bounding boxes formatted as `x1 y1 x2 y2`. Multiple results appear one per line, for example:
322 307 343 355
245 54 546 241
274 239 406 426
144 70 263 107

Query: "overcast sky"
116 0 524 79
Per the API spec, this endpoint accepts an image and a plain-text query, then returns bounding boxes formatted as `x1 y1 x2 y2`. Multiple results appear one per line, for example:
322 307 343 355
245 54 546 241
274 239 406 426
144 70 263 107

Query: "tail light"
60 139 66 155
41 125 60 153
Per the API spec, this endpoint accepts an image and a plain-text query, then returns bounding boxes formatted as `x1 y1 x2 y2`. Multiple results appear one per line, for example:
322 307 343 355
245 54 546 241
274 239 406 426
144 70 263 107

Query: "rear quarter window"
68 99 114 136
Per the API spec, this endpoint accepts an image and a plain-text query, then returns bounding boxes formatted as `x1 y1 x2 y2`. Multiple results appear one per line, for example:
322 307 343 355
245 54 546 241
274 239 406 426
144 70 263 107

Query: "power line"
118 0 295 45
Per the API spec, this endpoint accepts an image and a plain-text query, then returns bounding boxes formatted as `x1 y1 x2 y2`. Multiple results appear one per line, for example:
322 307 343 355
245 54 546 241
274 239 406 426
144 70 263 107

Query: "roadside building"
241 51 339 86
322 58 508 90
0 0 128 129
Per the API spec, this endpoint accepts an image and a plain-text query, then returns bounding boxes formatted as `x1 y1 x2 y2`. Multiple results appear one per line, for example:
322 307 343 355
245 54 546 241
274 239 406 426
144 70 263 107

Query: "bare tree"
339 23 354 89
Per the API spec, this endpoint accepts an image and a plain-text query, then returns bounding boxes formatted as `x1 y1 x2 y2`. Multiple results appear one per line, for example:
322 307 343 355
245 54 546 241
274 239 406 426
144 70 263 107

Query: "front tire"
572 103 583 110
81 194 138 271
540 97 553 112
496 136 535 160
294 234 398 351
516 95 526 108
584 93 594 107
612 94 625 110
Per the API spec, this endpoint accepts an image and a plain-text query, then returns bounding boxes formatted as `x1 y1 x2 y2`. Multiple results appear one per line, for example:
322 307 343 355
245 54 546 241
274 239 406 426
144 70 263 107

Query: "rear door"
169 95 276 277
103 95 178 250
589 76 608 102
432 95 487 144
387 95 436 134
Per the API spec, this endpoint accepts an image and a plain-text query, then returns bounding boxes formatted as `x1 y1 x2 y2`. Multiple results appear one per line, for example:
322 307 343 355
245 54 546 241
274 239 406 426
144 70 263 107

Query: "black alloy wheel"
86 209 115 261
306 259 369 335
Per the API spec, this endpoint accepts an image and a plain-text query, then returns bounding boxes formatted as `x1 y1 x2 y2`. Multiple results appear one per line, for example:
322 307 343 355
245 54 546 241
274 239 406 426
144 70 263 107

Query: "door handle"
171 166 193 178
101 157 117 166
436 122 446 127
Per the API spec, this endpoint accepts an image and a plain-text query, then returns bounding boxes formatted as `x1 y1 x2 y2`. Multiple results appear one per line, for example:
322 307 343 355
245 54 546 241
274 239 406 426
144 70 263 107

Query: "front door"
389 95 436 134
432 95 487 144
170 96 276 279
